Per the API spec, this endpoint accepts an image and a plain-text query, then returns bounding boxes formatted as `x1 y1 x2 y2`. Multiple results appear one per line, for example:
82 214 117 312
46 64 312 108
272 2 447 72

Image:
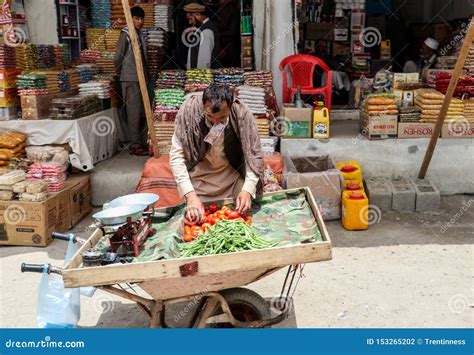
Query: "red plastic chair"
279 54 333 110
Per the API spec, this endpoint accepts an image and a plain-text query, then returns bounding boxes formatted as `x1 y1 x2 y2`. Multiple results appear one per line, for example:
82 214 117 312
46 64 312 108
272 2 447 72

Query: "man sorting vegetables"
170 84 264 226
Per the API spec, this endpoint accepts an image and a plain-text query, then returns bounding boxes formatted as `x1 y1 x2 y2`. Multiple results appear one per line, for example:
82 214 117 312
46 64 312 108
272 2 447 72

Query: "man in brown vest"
170 84 264 224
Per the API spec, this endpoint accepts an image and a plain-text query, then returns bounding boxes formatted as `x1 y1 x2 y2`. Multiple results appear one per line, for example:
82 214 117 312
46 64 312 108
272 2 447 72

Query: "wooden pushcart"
32 188 333 328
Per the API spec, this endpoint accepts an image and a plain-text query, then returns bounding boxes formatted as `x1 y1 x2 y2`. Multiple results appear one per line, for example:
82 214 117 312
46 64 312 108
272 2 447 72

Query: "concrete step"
281 121 474 195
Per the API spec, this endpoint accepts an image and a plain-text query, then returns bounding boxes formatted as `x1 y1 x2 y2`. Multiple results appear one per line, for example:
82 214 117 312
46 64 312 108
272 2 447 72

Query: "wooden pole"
121 0 160 157
418 16 474 179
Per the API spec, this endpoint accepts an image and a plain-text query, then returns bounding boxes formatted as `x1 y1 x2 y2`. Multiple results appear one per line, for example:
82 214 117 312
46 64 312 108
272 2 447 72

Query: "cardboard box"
21 91 75 119
241 36 252 46
441 122 474 139
65 173 92 228
284 155 343 220
0 189 70 247
306 22 334 41
398 122 437 138
393 73 419 89
282 104 313 138
360 112 398 139
0 69 21 89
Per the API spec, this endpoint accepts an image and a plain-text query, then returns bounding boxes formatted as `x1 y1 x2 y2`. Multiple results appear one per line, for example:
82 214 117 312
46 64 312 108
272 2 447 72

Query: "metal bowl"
93 204 147 226
109 193 159 209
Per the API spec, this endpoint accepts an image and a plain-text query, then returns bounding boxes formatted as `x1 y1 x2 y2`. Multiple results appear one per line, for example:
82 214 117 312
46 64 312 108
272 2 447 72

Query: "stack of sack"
91 0 111 28
237 85 267 115
463 99 474 122
147 29 168 81
399 106 422 122
86 29 107 51
96 52 115 75
156 70 186 89
13 179 48 202
76 64 99 83
135 2 154 28
154 3 173 31
0 170 25 201
80 49 101 64
16 74 48 95
414 89 464 122
213 68 244 87
78 81 110 99
105 29 121 51
30 71 61 94
25 146 69 167
0 132 27 169
185 68 213 92
27 162 66 192
360 93 398 115
110 0 132 29
464 43 474 71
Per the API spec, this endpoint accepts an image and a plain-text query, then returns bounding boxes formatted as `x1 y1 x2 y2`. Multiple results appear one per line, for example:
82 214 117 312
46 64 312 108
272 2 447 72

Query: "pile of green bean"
179 220 277 258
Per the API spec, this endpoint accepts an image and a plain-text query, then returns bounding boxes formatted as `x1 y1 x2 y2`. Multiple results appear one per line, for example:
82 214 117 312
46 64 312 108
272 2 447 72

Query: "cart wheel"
210 287 271 328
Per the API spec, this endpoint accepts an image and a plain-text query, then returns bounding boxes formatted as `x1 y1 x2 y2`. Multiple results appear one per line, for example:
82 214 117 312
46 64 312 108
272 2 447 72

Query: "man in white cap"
403 37 439 73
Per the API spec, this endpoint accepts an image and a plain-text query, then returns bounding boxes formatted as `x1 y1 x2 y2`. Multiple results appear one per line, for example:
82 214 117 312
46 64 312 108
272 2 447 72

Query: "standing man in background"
184 2 221 69
114 6 150 156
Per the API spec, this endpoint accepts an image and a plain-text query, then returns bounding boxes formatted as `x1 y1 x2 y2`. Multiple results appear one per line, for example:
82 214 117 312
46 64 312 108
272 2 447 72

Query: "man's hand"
235 191 252 214
184 191 205 225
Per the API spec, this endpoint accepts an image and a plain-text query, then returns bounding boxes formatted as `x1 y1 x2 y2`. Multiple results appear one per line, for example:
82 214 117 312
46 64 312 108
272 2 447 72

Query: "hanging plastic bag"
36 265 80 328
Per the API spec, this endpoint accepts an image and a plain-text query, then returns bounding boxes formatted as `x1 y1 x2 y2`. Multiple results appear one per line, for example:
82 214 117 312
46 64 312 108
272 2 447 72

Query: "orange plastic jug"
336 161 363 182
342 191 369 231
344 180 364 192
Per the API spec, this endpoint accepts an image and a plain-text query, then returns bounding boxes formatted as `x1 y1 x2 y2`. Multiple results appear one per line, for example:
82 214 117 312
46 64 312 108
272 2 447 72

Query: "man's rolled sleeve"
242 168 259 199
169 133 195 197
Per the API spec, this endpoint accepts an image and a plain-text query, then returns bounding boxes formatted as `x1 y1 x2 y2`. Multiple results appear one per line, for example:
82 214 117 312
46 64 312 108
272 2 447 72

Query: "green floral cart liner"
134 188 322 262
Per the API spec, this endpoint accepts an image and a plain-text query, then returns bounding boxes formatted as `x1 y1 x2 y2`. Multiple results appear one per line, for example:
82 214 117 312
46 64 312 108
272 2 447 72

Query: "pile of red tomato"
183 204 252 242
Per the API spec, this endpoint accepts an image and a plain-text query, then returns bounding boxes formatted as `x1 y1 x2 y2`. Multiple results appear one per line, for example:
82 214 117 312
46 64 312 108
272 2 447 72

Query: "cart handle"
52 232 77 243
21 263 62 275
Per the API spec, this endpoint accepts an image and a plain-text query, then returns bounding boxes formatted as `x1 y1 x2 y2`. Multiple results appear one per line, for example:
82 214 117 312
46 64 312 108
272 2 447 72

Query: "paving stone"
365 177 392 212
411 179 441 212
389 177 416 212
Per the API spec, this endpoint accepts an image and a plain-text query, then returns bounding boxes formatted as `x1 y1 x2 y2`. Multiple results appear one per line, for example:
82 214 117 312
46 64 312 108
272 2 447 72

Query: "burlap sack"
416 88 445 100
367 97 396 105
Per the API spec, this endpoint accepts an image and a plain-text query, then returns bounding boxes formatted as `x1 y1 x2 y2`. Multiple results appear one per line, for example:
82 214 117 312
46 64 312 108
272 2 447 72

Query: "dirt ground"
1 195 472 328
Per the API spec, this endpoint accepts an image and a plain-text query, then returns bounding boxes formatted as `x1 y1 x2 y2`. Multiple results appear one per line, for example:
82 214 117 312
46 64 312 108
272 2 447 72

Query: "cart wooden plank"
140 268 278 300
62 188 332 289
62 241 331 288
